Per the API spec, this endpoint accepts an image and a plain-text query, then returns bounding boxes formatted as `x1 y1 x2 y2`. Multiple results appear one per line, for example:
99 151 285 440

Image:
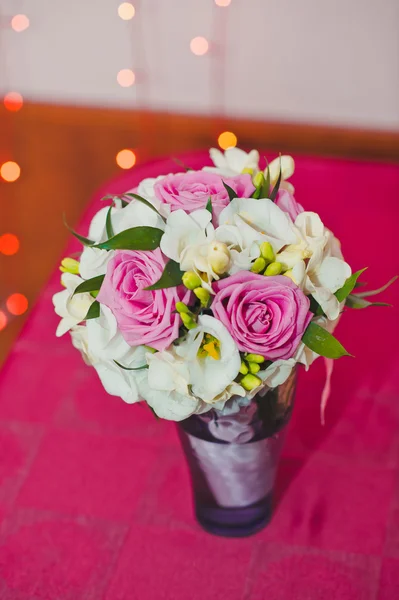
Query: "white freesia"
266 155 295 193
245 359 297 401
52 273 95 337
277 212 351 319
70 325 96 365
175 315 242 403
80 247 114 280
94 360 146 405
141 349 204 420
205 147 260 176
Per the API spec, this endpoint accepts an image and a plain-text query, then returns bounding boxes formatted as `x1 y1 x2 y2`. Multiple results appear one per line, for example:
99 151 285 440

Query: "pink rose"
276 190 304 222
212 272 312 360
154 171 255 220
97 248 191 351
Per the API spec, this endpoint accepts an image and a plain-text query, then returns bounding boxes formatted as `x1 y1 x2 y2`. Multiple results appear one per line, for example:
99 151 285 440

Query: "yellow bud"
241 167 254 175
182 271 202 290
253 172 264 187
143 345 157 354
248 362 260 374
265 261 283 276
259 242 275 264
91 290 99 298
180 312 197 329
239 361 249 375
245 353 265 363
251 257 266 274
207 242 230 275
241 373 262 391
176 302 191 314
194 287 210 307
60 257 80 275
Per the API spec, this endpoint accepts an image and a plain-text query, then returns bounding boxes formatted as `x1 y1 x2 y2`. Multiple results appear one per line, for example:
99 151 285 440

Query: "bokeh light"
218 131 238 150
116 149 136 169
190 37 209 56
6 293 28 316
0 311 7 332
0 234 20 256
118 3 135 20
0 162 21 183
4 92 23 112
215 0 232 6
11 14 30 32
117 69 135 87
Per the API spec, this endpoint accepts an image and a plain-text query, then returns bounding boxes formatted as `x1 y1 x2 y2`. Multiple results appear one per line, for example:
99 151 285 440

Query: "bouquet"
53 148 395 422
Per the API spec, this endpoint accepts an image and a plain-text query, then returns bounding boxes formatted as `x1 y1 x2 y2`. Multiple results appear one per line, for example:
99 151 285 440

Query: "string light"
6 293 28 316
190 37 209 56
118 3 135 20
0 311 7 332
215 0 231 6
11 15 30 33
0 161 21 182
218 131 237 150
4 92 23 112
116 149 136 169
117 69 135 87
0 234 20 256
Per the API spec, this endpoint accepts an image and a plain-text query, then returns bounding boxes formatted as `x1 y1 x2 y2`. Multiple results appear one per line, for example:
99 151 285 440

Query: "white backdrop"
1 0 399 130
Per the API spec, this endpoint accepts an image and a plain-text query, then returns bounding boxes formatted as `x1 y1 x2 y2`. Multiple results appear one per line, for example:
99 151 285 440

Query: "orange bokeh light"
117 69 135 87
190 37 209 56
218 131 238 150
6 293 28 316
215 0 231 6
11 14 30 32
0 234 20 256
4 92 23 112
116 149 136 169
0 161 21 182
0 311 7 332
118 3 135 20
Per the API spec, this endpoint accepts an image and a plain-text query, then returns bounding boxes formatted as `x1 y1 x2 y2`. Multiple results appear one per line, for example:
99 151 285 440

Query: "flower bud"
241 373 262 391
259 242 275 264
245 353 265 363
180 312 197 329
91 290 99 298
253 172 264 187
248 362 260 374
182 271 202 290
143 345 157 354
175 302 191 314
239 361 249 375
208 242 230 275
250 257 266 274
241 167 254 175
265 261 282 276
60 257 80 275
194 287 210 307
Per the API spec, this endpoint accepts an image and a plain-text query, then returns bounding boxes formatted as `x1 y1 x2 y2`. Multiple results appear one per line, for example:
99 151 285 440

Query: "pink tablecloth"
0 151 399 600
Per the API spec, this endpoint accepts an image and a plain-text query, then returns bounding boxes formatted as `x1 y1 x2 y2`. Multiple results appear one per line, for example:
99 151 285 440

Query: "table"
0 151 398 599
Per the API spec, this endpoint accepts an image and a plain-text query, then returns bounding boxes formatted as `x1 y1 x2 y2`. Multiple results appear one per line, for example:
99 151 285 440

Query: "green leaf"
120 199 129 208
114 360 148 371
105 206 114 238
93 227 163 251
269 158 282 202
346 294 392 309
205 197 213 215
63 215 94 246
124 193 165 220
145 260 184 290
84 301 100 320
222 181 238 202
302 321 351 359
263 161 271 198
335 268 368 302
355 275 398 298
73 275 105 296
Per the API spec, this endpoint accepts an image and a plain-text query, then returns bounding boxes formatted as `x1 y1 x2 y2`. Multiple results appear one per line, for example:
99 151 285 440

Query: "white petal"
260 359 296 388
79 247 113 280
295 211 325 238
209 148 227 170
315 256 352 293
94 361 142 404
139 377 202 421
267 155 295 184
312 287 341 320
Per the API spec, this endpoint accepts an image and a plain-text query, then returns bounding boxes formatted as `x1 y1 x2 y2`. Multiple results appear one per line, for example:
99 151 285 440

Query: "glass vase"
177 369 296 537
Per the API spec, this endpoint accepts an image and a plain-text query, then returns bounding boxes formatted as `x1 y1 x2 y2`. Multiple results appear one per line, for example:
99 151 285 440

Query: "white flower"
266 155 295 193
94 360 146 405
80 247 114 280
175 315 241 403
244 359 297 401
277 212 351 320
70 325 96 365
218 197 298 259
52 273 95 337
205 147 260 176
